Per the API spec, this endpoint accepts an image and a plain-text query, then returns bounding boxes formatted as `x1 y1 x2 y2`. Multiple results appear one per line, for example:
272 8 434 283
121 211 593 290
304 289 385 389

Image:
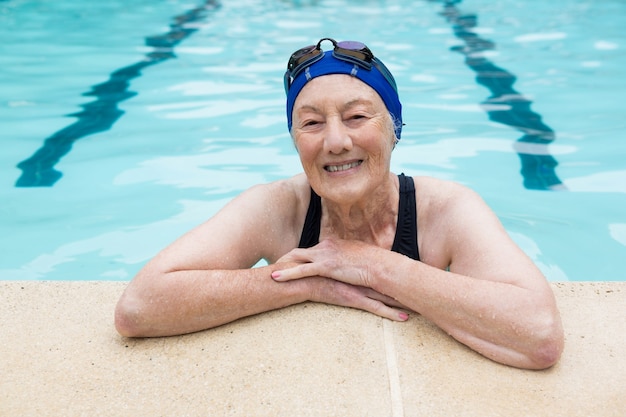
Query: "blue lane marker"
433 0 564 190
15 0 221 187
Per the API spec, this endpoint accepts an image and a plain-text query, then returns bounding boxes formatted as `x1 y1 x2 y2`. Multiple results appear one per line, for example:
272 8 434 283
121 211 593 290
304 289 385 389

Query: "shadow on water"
15 0 221 187
431 0 564 190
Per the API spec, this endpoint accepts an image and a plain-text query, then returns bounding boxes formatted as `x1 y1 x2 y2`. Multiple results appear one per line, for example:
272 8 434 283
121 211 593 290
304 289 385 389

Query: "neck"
320 173 399 246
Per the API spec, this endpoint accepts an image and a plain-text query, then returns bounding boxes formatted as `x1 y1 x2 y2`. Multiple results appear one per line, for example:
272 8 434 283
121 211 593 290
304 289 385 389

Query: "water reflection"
433 0 565 190
15 0 221 187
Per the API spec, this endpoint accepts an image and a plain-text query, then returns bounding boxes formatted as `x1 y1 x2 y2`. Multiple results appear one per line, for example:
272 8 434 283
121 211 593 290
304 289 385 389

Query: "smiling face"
291 74 396 204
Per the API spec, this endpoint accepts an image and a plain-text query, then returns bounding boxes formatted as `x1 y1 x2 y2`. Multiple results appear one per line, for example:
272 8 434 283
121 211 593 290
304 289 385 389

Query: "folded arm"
272 180 564 369
115 177 407 337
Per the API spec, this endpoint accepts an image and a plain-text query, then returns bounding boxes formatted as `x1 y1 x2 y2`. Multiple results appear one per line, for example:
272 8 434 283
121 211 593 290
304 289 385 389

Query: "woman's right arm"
115 264 312 337
114 179 311 337
115 176 409 337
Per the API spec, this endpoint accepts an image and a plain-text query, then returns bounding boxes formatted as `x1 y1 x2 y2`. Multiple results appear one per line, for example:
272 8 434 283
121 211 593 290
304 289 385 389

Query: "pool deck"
1 281 624 416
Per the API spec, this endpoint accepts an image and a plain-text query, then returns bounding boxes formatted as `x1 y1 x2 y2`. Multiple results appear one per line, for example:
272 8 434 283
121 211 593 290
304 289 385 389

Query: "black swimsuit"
297 173 421 261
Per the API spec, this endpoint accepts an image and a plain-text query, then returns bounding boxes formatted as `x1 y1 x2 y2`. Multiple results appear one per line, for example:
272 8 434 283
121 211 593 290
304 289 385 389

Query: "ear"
386 114 399 150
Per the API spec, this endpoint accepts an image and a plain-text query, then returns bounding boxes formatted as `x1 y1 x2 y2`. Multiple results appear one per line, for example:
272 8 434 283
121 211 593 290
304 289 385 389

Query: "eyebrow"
296 98 376 114
296 104 321 114
343 98 375 110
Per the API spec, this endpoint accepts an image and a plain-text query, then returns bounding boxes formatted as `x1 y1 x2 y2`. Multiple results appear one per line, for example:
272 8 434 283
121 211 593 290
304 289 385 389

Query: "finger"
271 263 320 281
321 281 409 322
358 287 410 310
352 296 410 322
276 248 314 264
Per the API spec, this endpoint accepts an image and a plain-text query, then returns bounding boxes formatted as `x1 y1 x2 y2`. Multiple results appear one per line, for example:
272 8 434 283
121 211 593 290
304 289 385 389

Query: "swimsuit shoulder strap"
391 173 421 261
298 187 321 248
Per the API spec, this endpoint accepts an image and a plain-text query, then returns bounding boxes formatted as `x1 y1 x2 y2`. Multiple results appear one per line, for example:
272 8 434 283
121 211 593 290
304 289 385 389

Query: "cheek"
293 137 317 167
365 129 394 158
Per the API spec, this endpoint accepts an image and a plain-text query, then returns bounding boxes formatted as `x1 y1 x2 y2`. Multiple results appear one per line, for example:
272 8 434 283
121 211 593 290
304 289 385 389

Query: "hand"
272 239 411 321
273 239 376 288
303 277 410 322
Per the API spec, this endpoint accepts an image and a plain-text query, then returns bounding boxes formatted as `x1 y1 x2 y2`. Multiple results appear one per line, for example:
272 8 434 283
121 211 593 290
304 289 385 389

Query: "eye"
298 117 324 131
345 113 369 126
299 119 322 131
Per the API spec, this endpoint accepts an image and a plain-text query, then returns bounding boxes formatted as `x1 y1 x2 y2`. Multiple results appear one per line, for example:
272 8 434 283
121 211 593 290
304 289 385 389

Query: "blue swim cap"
286 51 403 139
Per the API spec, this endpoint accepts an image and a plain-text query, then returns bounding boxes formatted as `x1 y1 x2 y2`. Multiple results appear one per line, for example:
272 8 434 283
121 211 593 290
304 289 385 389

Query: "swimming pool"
1 0 624 281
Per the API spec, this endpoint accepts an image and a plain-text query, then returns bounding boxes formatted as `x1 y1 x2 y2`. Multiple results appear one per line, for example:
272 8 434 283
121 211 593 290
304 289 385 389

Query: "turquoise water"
1 0 624 281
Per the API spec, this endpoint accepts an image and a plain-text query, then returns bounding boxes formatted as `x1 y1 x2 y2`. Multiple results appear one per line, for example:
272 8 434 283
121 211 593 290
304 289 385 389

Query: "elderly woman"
115 38 564 369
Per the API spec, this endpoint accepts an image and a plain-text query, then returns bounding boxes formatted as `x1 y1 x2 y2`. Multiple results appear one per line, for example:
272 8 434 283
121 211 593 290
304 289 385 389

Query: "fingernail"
271 271 281 280
398 312 409 321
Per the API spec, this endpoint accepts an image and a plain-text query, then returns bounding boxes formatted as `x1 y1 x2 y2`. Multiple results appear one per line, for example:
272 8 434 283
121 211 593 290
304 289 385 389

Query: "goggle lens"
287 45 320 71
284 38 396 93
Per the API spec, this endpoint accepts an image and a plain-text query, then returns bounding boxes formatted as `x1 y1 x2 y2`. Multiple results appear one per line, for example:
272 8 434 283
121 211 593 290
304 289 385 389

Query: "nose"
323 117 353 154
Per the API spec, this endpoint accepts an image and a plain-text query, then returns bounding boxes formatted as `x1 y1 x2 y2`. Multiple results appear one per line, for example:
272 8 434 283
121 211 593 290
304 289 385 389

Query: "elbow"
114 294 147 338
529 336 563 370
114 309 137 338
527 313 565 370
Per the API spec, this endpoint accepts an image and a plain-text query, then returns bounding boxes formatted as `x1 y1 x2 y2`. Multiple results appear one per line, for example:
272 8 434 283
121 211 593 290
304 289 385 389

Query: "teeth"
326 161 361 172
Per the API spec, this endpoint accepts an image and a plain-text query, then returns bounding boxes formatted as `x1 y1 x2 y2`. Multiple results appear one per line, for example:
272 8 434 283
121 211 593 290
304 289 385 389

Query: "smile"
324 160 363 172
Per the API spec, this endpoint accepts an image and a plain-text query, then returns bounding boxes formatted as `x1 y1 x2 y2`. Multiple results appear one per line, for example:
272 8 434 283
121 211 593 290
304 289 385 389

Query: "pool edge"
1 281 624 416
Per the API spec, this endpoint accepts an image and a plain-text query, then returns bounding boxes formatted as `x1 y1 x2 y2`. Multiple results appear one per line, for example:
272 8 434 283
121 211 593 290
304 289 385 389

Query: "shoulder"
225 173 310 225
242 173 310 217
230 173 311 259
410 177 547 289
412 176 483 215
412 175 474 193
410 176 497 266
157 174 312 270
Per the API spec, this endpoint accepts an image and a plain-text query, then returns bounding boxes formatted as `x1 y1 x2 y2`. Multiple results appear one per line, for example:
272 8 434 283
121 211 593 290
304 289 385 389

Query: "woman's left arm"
273 182 564 370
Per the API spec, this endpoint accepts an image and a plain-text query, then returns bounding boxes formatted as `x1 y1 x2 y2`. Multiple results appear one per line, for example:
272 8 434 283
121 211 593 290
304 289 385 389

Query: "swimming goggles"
283 37 398 93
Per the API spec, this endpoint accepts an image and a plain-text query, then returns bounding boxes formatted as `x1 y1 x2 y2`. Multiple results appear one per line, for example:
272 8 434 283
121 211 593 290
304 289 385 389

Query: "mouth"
324 160 363 172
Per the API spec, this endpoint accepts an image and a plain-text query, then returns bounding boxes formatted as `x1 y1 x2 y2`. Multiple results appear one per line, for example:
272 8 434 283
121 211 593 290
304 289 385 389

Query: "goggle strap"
332 51 373 70
365 57 398 92
285 39 399 94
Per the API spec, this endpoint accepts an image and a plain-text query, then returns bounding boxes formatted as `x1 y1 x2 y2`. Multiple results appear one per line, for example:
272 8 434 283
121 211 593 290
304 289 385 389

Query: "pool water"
1 0 624 281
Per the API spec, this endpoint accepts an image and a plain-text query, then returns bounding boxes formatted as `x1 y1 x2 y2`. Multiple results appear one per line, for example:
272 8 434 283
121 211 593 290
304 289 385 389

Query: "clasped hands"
271 238 411 322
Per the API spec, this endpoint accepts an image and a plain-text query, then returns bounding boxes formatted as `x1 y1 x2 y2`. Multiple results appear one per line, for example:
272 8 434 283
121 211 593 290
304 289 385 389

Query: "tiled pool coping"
2 281 624 416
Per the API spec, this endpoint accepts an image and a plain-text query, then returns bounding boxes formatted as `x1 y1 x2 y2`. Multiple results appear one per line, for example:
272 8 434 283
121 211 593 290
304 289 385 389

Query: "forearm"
373 254 563 369
115 264 308 337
